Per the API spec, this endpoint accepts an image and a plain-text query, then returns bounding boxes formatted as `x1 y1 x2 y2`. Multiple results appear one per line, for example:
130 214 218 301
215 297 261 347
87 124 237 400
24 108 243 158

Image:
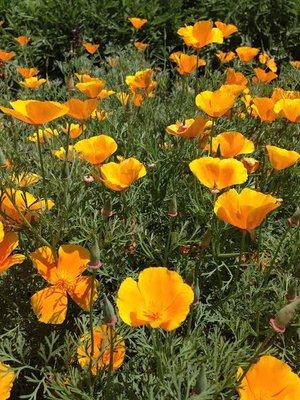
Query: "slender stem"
88 272 95 381
239 230 247 265
36 126 48 209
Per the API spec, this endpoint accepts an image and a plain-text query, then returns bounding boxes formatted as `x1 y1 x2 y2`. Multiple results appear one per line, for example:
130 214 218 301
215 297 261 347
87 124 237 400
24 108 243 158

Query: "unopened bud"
61 162 69 179
286 284 297 302
193 279 201 304
101 197 113 218
195 365 207 394
288 207 300 227
200 230 212 249
270 297 300 333
168 195 177 218
103 294 117 326
89 240 102 269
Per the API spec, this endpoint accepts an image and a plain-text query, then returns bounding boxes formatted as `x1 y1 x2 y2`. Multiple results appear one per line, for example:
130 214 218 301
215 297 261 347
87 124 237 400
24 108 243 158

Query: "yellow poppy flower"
11 172 41 187
96 157 146 191
271 88 300 102
0 362 15 400
77 325 125 375
237 355 300 400
52 146 77 162
27 128 59 144
62 123 85 139
189 157 248 190
274 99 300 123
177 20 223 49
0 230 25 274
128 17 147 29
266 145 300 170
214 188 280 231
19 77 47 89
195 89 236 117
116 266 194 330
74 135 117 165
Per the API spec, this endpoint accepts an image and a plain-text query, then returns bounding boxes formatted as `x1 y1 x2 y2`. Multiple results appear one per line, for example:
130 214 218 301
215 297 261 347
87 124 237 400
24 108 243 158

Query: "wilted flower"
116 92 130 106
206 131 254 158
251 97 277 122
216 51 235 64
83 42 99 54
77 325 125 375
266 145 300 170
237 355 300 400
128 17 147 29
16 67 39 78
242 157 260 173
166 116 210 139
74 135 117 165
178 20 223 49
195 89 236 117
96 157 146 191
214 188 280 231
189 157 248 190
252 68 277 84
116 266 194 330
31 245 98 324
19 77 47 89
274 99 300 123
11 172 41 187
169 51 206 75
0 362 15 400
0 100 68 125
15 35 30 45
91 109 108 121
236 46 259 63
65 98 97 121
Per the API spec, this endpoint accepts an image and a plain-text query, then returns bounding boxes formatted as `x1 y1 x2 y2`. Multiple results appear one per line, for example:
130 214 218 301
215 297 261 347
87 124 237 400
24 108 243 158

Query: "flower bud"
168 194 178 218
195 365 207 394
200 230 212 249
288 207 300 227
103 294 118 327
89 240 102 270
101 197 113 218
270 297 300 333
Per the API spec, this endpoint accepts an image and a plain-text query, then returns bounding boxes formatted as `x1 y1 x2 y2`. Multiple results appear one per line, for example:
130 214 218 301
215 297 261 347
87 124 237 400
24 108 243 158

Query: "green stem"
36 126 48 208
88 273 95 382
239 230 247 265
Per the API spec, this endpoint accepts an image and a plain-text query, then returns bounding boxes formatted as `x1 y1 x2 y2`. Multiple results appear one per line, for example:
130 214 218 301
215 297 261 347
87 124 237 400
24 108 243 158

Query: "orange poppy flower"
225 68 248 87
0 229 25 273
206 131 254 158
177 20 223 49
76 79 106 98
30 244 98 324
117 266 194 330
0 51 15 62
169 51 206 75
214 21 238 38
251 97 277 122
62 123 85 139
166 116 210 139
0 100 68 125
126 69 157 106
259 52 277 72
0 188 54 227
195 89 236 117
65 98 97 121
216 51 235 64
28 127 59 144
15 35 30 46
189 157 248 190
97 157 146 191
214 188 280 231
75 73 96 83
236 46 259 63
19 77 47 89
290 60 300 69
242 157 260 174
266 145 300 170
77 324 125 375
11 172 41 187
0 362 15 400
83 42 99 54
16 67 39 78
134 41 149 51
271 88 300 102
237 355 300 400
74 135 117 165
274 99 300 123
252 68 277 84
128 17 147 29
52 146 77 162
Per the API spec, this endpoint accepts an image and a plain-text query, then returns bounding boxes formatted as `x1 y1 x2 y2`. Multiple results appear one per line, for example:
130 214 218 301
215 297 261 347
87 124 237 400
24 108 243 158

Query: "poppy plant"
178 20 223 49
16 67 39 78
251 97 277 122
128 17 147 29
214 21 238 38
266 145 300 170
252 68 277 84
214 188 280 231
126 69 157 107
76 79 106 98
15 35 30 45
77 324 125 375
237 355 300 400
189 157 248 191
62 123 85 139
195 89 236 118
169 51 206 75
96 157 146 191
0 228 25 274
83 42 99 54
0 100 68 125
216 51 235 64
0 188 54 227
274 99 300 123
28 127 59 144
0 51 15 62
74 135 117 165
206 131 254 158
30 244 98 324
0 362 15 400
52 146 77 161
259 52 277 72
19 77 47 89
225 68 248 88
236 46 259 63
116 266 194 330
166 116 210 139
65 98 97 121
134 41 149 51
